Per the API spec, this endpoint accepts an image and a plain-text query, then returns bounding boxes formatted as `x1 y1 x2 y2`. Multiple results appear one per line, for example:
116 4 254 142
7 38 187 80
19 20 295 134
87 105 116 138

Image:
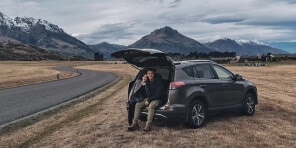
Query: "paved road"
0 67 119 126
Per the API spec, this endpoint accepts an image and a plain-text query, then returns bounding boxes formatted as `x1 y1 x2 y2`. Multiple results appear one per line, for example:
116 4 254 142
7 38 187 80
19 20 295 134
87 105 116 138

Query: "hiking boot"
143 125 151 132
127 123 139 131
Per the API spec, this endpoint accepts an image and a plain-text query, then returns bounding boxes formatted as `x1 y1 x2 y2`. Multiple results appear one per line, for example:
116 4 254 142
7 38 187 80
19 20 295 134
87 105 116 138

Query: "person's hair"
146 68 156 73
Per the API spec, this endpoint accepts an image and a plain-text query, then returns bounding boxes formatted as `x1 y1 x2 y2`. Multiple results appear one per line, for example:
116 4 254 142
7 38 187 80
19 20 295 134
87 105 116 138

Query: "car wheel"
241 93 256 116
187 100 207 128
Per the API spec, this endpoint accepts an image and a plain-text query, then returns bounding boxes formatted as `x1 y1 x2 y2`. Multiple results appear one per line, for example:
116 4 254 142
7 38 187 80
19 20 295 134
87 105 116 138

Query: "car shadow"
152 110 243 129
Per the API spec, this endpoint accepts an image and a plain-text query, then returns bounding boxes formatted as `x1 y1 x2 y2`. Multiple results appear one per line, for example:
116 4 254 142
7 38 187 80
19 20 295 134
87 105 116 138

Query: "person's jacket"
145 75 164 103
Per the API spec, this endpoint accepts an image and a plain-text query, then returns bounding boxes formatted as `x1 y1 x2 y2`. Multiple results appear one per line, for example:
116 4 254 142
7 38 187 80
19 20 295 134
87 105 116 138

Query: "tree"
94 52 104 61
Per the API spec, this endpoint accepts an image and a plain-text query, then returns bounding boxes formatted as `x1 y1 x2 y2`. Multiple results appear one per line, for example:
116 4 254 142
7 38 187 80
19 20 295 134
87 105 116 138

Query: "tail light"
169 82 185 89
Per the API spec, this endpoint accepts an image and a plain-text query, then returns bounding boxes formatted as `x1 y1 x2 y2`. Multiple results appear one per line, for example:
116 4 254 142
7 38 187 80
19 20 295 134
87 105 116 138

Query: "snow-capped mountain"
203 38 289 55
0 12 94 58
13 17 64 33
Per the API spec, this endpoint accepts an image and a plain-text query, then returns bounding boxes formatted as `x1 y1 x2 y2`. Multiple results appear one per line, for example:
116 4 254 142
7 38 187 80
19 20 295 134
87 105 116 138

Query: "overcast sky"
1 0 296 52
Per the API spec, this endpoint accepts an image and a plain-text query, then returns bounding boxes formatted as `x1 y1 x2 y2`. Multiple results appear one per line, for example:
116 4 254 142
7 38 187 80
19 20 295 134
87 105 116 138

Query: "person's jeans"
133 98 161 126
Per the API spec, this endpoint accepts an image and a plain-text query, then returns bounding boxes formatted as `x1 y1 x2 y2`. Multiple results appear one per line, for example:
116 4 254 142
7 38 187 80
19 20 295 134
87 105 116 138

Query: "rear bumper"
140 104 187 121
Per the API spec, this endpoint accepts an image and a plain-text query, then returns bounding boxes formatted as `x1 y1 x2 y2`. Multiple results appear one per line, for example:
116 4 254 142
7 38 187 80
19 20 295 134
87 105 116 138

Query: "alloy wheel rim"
192 104 205 125
246 96 255 113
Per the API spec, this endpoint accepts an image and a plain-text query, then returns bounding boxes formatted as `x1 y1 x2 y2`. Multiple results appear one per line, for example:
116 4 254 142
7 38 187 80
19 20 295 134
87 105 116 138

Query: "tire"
187 100 207 128
240 93 256 116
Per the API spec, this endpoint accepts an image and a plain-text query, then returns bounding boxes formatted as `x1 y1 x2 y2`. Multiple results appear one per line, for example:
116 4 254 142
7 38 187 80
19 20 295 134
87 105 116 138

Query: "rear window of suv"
182 64 215 79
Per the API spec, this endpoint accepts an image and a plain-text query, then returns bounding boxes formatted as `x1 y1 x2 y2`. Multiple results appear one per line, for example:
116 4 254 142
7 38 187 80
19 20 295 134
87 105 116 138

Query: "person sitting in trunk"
127 68 164 132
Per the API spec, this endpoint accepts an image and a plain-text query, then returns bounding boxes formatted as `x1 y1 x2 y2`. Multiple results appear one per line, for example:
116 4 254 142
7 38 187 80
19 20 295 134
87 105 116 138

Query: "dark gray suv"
112 48 258 128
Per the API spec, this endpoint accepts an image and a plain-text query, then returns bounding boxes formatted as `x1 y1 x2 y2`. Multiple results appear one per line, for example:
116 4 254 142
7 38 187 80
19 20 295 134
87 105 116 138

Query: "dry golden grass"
0 61 107 88
0 61 80 88
0 62 295 147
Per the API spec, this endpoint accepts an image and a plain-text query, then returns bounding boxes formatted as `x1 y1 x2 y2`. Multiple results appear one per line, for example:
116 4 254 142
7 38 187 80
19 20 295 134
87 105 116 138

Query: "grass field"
0 61 295 147
0 61 80 88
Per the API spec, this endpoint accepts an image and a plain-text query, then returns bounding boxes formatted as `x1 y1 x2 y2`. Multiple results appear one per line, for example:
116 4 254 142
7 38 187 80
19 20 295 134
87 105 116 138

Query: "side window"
194 64 215 79
183 64 216 79
156 68 170 81
182 66 195 78
213 65 233 80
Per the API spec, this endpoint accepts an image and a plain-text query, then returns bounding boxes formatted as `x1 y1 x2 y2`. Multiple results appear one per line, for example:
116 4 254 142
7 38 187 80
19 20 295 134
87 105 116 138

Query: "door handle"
200 85 207 88
222 84 228 87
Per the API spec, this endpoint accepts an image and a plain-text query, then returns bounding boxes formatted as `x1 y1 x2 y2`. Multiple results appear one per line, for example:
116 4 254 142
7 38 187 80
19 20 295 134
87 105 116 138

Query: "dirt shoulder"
0 63 295 147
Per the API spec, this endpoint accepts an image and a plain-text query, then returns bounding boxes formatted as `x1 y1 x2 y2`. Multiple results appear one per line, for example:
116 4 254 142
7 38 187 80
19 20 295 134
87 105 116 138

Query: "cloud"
75 23 135 45
201 16 245 24
169 0 183 8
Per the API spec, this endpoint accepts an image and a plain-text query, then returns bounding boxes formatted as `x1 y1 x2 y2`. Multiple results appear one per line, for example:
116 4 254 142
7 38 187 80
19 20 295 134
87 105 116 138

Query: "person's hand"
145 100 149 106
142 74 147 83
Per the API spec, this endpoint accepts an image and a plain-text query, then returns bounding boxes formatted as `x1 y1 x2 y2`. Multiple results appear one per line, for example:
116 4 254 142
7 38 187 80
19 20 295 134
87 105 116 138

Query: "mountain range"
0 12 290 60
0 42 69 60
89 42 125 58
203 38 289 55
0 12 94 59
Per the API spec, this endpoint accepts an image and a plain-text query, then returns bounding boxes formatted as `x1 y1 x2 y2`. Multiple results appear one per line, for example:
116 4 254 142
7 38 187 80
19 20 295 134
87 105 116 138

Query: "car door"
191 64 226 107
212 64 244 106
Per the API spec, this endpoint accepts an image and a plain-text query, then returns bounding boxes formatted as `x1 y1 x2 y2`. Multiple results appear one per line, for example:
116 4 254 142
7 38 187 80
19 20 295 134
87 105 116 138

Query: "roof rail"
186 60 214 63
173 60 215 65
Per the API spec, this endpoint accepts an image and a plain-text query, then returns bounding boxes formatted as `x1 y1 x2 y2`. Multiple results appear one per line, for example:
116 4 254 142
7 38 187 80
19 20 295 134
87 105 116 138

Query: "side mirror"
234 74 243 81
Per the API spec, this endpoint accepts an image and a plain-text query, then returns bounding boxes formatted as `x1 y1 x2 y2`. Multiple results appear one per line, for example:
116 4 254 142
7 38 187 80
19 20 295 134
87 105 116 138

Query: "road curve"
0 66 119 126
